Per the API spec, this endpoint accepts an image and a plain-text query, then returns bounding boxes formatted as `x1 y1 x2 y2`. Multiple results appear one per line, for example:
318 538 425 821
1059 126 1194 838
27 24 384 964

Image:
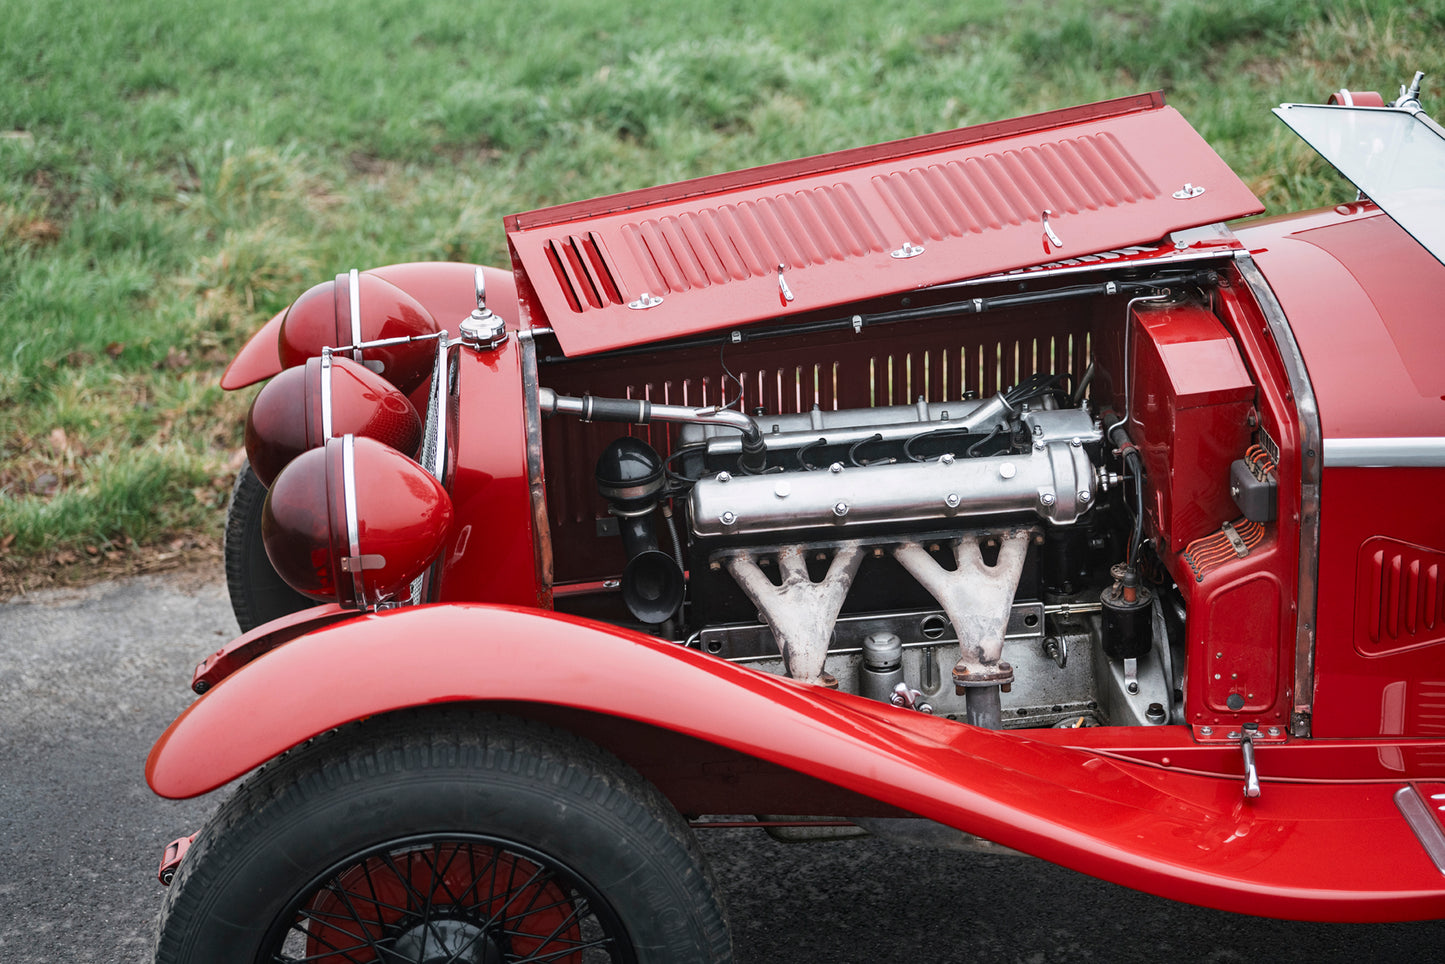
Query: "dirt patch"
0 535 223 601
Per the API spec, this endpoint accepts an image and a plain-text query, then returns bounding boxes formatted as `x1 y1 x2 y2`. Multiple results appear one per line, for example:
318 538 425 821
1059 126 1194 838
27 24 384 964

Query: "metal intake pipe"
539 388 767 471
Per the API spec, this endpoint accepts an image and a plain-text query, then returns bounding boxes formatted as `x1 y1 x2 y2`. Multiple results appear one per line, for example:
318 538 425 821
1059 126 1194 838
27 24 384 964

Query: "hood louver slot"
545 233 626 312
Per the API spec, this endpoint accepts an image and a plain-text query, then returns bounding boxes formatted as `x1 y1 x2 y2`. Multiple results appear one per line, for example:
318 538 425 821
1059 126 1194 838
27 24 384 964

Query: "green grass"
1 0 1442 578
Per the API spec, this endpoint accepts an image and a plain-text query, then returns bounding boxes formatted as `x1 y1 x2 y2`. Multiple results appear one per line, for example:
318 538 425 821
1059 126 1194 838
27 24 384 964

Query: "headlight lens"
244 355 422 488
277 270 441 394
262 435 453 608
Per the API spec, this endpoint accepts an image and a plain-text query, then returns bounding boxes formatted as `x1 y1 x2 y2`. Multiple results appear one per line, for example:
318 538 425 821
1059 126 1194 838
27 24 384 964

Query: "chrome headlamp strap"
347 268 363 364
319 349 334 439
340 434 366 607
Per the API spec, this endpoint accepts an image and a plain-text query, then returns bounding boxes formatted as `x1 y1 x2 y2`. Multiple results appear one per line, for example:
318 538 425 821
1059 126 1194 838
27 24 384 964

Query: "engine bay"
519 259 1295 734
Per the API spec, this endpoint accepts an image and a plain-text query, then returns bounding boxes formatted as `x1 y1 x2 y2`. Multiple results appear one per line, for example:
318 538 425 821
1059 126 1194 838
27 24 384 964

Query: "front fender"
148 604 1445 922
220 262 518 389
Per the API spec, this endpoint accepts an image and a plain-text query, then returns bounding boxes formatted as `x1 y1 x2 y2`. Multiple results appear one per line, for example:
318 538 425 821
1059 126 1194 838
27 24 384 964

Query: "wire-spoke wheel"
154 711 731 964
270 835 631 963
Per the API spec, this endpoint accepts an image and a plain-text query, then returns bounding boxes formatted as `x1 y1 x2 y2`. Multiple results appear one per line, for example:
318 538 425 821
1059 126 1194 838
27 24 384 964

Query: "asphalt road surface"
2 571 1442 962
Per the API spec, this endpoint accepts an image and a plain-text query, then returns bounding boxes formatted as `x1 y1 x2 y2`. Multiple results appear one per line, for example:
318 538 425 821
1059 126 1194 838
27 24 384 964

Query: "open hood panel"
507 93 1263 356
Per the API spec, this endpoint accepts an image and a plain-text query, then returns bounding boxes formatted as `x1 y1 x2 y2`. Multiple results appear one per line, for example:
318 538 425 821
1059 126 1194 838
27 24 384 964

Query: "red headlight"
244 355 422 488
277 270 440 394
261 435 453 608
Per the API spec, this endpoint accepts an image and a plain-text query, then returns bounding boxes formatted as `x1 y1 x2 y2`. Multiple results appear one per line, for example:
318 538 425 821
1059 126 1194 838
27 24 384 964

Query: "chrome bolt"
716 472 732 483
833 502 849 518
940 452 955 465
1200 726 1214 736
1040 492 1056 506
773 481 791 499
945 493 961 508
720 511 737 526
828 462 844 474
999 462 1017 479
1078 490 1091 503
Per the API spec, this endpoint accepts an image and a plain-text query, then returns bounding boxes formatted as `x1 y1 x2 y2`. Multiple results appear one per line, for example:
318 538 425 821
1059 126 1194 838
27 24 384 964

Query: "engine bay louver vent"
1358 537 1445 655
571 136 1157 309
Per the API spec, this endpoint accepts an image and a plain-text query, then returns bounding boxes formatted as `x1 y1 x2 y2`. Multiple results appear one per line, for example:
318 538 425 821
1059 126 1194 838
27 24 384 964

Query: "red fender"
147 604 1445 922
220 263 518 389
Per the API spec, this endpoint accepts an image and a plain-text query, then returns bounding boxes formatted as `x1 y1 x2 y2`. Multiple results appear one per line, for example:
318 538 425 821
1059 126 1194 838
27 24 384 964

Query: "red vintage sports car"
148 74 1445 962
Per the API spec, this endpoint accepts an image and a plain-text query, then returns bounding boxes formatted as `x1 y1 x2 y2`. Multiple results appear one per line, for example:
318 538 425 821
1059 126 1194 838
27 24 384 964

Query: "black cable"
966 425 1003 457
848 432 885 467
662 443 709 487
902 427 974 463
796 437 828 471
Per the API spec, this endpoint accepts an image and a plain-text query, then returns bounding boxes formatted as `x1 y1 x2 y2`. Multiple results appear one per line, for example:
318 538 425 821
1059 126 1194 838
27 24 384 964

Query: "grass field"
1 0 1441 589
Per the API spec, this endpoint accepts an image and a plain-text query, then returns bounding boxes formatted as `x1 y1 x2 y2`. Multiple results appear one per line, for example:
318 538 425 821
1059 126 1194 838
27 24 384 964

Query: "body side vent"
1357 536 1445 656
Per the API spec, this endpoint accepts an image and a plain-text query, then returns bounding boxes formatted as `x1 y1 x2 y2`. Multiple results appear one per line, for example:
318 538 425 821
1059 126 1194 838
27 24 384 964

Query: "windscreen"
1275 103 1445 267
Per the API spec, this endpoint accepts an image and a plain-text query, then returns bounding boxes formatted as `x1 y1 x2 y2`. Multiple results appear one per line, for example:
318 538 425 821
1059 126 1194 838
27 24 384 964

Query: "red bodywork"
149 605 1445 921
155 92 1445 924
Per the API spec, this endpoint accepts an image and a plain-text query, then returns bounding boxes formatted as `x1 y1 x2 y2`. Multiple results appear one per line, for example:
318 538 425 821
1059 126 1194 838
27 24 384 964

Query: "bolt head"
832 502 849 517
720 511 737 526
1040 492 1056 506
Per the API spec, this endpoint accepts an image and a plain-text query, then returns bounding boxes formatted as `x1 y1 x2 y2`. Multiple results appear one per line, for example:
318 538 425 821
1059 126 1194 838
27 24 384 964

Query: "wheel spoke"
451 845 503 915
377 850 458 958
504 934 619 964
274 916 379 964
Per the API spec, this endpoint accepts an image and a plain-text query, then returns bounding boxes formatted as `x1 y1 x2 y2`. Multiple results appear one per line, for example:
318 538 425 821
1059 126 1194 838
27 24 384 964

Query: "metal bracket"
890 682 933 714
628 292 663 310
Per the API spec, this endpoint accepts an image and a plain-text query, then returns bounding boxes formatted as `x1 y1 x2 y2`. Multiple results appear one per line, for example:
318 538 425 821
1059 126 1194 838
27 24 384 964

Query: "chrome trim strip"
520 332 553 594
936 246 1236 290
341 434 366 608
1237 257 1322 739
1324 437 1445 467
348 268 363 363
1395 786 1445 876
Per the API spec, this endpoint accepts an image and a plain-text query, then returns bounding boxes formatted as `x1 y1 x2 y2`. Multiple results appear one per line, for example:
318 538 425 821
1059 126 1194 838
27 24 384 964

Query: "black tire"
153 710 733 964
224 461 316 633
